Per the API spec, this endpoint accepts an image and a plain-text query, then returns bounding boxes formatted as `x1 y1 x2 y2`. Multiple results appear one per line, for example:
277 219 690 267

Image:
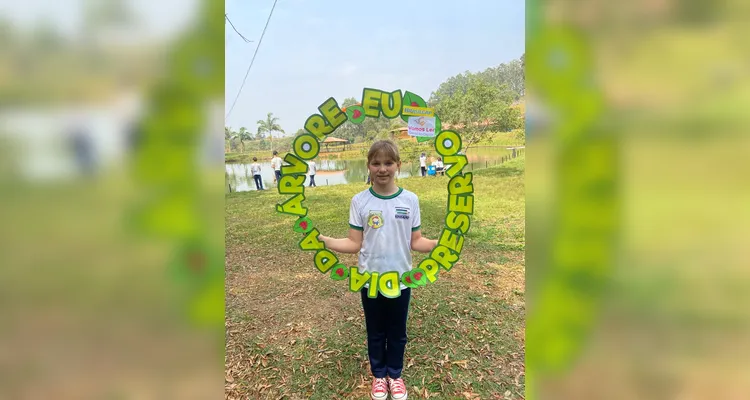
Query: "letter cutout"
299 228 325 251
276 194 307 217
445 211 471 234
418 258 441 283
318 97 347 130
314 249 338 273
431 245 459 271
435 130 462 157
378 271 400 298
448 194 474 215
448 173 474 195
304 115 333 140
282 153 308 175
361 88 383 118
293 134 320 160
367 272 380 298
439 228 464 254
349 267 370 292
279 175 306 194
380 90 402 119
444 155 468 178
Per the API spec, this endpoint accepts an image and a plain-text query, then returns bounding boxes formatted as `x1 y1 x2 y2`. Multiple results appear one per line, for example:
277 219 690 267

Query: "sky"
225 0 525 135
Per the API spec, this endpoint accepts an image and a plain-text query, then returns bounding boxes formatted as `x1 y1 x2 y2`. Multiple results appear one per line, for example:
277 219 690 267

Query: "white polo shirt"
271 156 282 171
349 187 421 288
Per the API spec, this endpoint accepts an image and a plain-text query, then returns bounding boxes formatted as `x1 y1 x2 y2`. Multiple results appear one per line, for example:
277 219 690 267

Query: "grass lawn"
225 156 526 399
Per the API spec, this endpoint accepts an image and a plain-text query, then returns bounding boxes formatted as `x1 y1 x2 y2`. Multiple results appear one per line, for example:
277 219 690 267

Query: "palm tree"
233 126 252 153
257 112 285 151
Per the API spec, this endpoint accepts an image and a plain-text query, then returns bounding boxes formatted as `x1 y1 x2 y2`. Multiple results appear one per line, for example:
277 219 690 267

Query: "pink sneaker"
371 377 388 400
388 377 408 400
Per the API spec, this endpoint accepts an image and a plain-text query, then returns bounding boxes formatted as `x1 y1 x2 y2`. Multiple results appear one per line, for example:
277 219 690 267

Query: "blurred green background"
527 0 750 398
0 0 224 398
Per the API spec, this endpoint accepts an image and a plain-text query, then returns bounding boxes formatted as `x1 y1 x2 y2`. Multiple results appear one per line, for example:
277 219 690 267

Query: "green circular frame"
275 88 475 298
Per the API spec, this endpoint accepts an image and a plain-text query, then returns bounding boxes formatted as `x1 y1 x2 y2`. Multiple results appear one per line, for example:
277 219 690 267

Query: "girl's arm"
410 229 438 253
319 228 363 254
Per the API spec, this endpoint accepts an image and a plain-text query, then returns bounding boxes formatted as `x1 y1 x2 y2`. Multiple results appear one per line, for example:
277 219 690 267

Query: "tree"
486 59 524 98
225 126 234 152
232 126 251 153
433 56 525 102
429 72 471 105
256 112 285 151
432 73 521 151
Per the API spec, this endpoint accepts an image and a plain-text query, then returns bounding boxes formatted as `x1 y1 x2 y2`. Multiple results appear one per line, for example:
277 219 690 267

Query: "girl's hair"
367 140 400 164
253 157 258 161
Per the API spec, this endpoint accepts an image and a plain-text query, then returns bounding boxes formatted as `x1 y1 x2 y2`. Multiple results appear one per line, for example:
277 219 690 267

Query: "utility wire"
225 13 253 43
225 0 278 120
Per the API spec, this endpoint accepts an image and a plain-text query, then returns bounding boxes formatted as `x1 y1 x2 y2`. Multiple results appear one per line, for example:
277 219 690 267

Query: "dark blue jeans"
361 288 411 379
253 174 263 190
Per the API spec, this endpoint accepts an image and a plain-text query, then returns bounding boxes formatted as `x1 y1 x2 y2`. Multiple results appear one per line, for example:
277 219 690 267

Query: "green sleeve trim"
411 225 421 232
350 224 364 231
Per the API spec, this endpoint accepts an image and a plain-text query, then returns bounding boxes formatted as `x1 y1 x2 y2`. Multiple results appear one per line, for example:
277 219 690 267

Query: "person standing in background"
270 150 283 183
308 159 317 187
419 152 427 177
250 157 263 190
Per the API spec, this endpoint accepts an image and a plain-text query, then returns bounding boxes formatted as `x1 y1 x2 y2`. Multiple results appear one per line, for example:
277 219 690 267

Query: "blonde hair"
367 140 400 164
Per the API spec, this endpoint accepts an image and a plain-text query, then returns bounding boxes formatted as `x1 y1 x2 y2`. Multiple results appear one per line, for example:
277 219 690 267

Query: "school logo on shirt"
394 207 410 220
367 211 384 229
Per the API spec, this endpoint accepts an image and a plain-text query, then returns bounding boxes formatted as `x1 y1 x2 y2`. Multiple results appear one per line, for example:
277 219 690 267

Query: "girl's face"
368 152 400 186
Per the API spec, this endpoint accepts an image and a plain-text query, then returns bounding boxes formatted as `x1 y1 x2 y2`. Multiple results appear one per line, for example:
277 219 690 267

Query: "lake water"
225 146 518 192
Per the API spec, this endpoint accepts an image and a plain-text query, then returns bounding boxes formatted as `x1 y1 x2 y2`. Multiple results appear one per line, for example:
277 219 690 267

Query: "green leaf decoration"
293 216 314 234
401 91 427 122
345 105 366 124
330 264 349 280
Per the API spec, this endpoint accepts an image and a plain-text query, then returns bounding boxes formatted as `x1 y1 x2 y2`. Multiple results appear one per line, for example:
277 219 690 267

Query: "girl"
319 140 438 400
